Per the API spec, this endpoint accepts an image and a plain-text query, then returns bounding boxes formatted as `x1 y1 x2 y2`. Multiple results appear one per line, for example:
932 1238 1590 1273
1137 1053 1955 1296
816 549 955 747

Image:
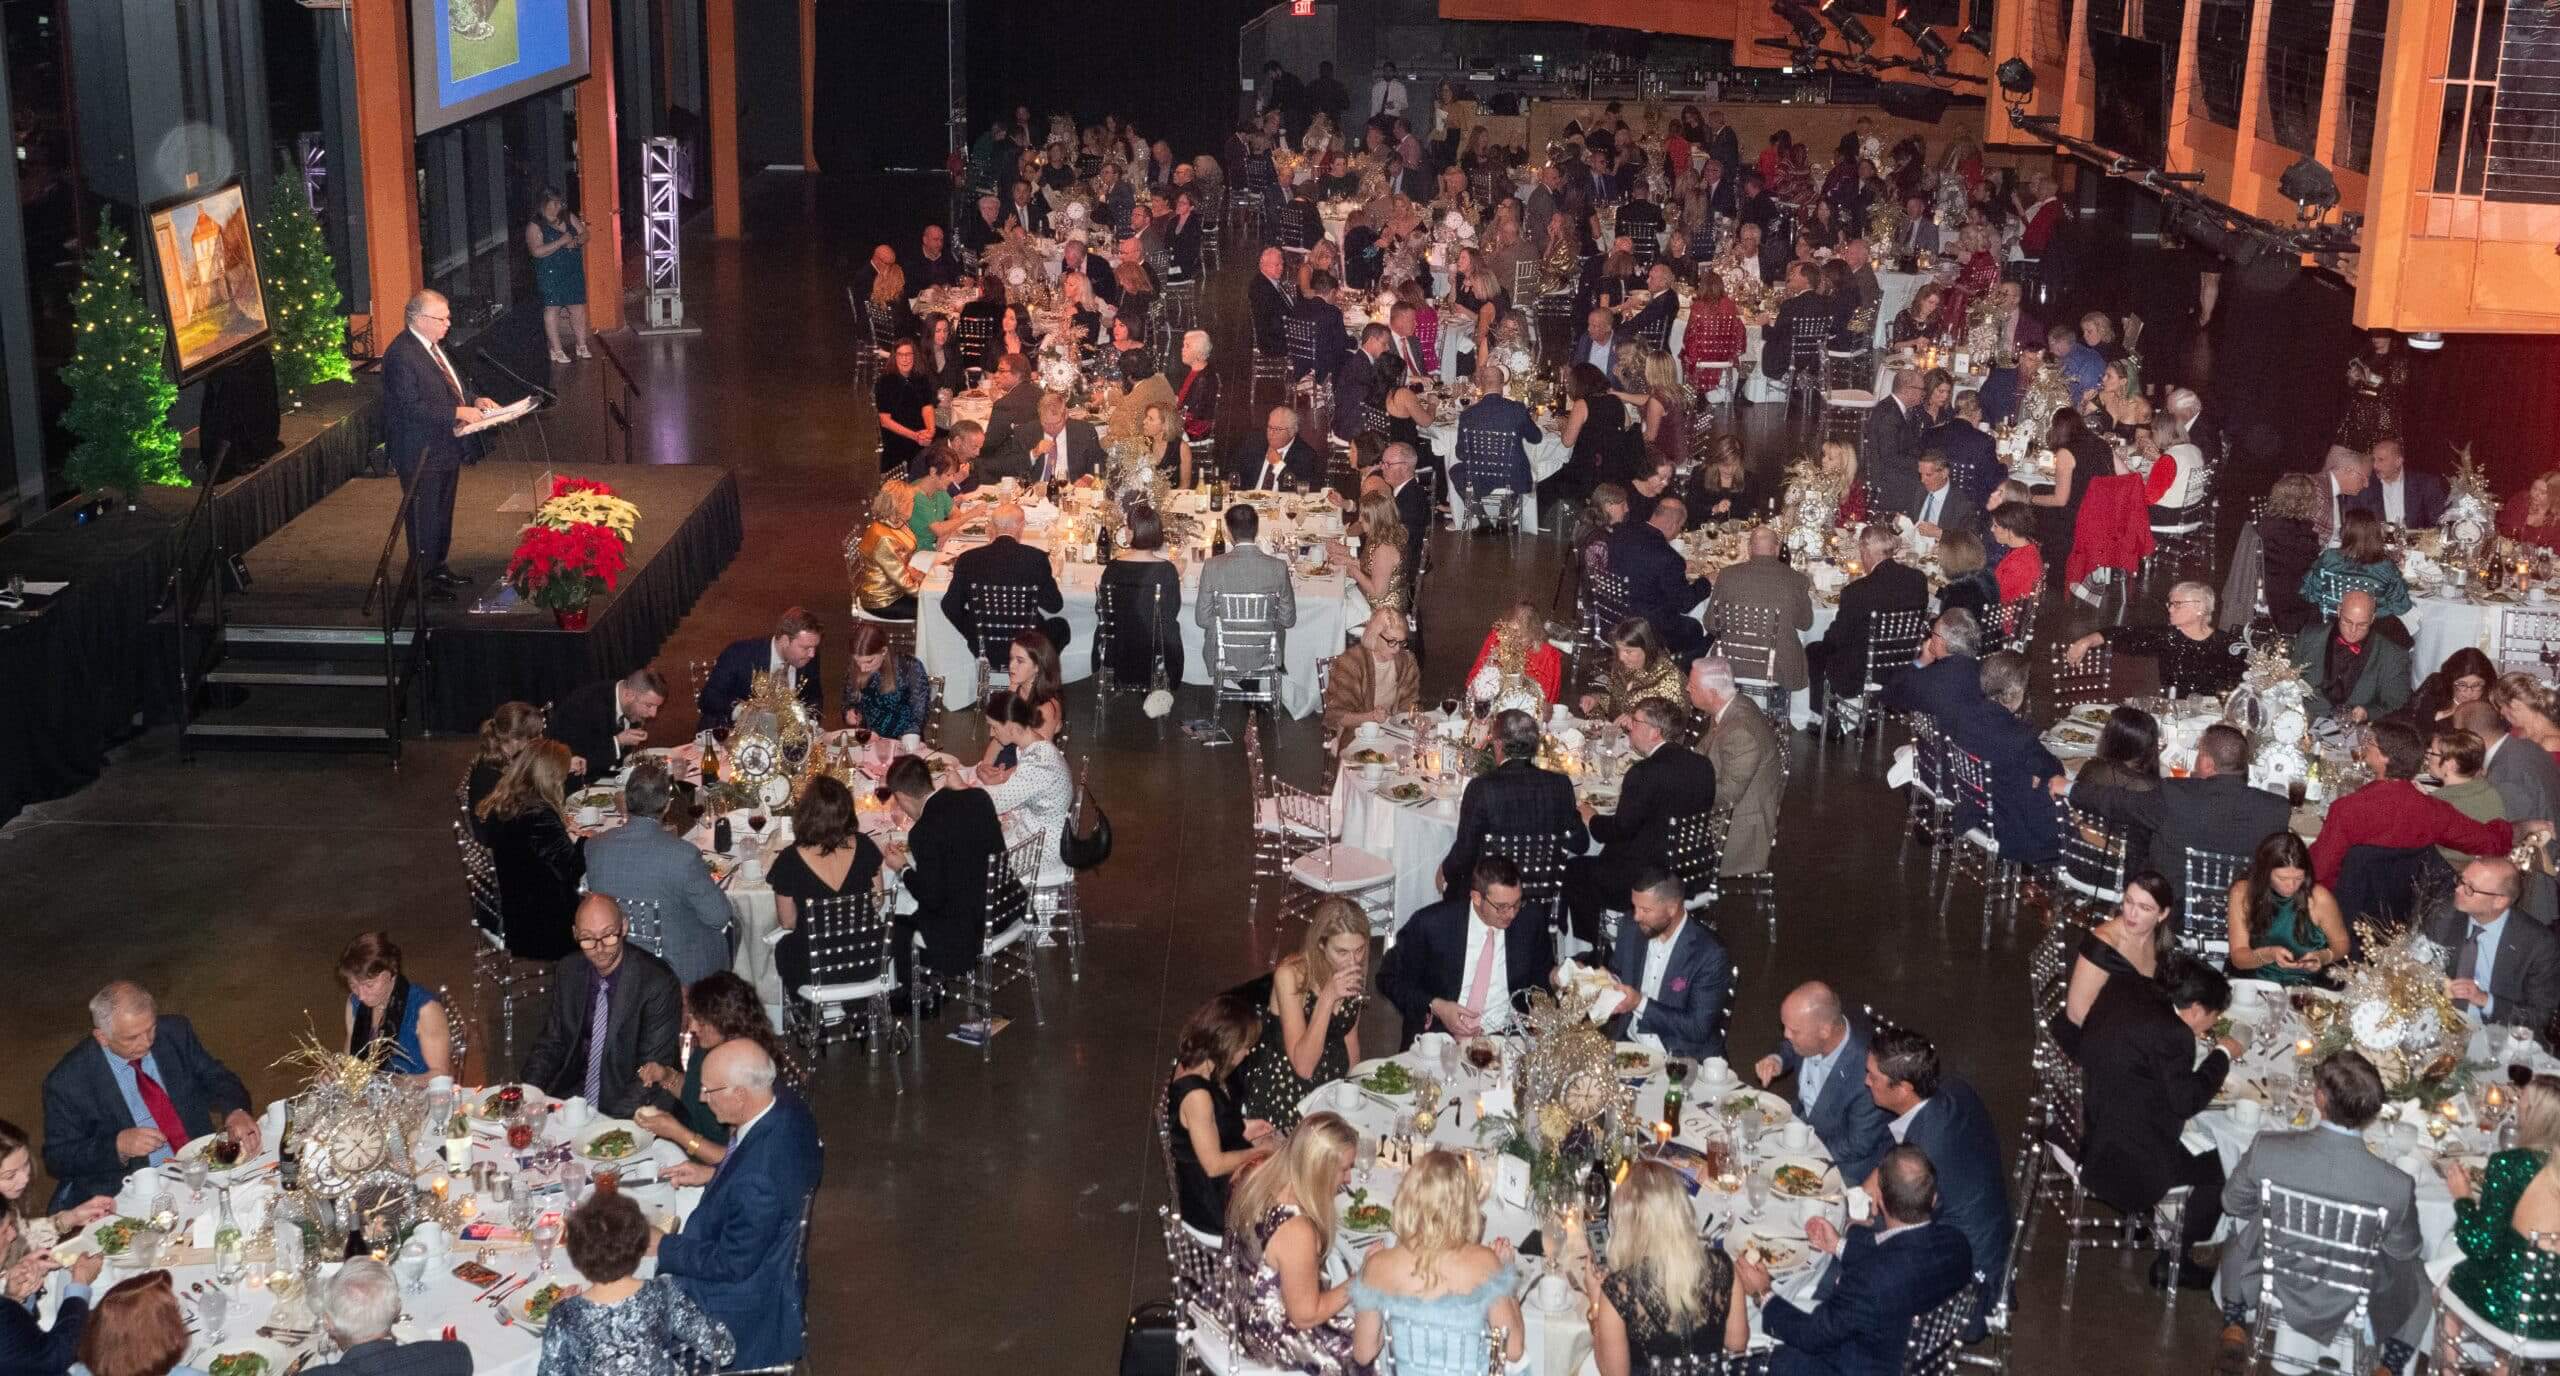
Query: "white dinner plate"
509 1280 582 1334
570 1118 657 1165
195 1336 291 1376
1731 1226 1816 1275
173 1134 253 1172
1705 1087 1793 1132
1761 1155 1842 1202
469 1085 545 1122
1612 1044 1663 1081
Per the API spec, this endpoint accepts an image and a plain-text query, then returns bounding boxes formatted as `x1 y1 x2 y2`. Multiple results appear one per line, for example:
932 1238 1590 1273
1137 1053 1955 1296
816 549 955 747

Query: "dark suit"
975 382 1046 483
1810 559 1930 701
657 1089 824 1370
2078 975 2230 1230
1925 420 2002 508
1864 397 1926 511
1897 1077 2011 1318
2424 905 2560 1030
1438 756 1590 891
903 247 964 290
1879 652 1983 726
1294 298 1349 384
1237 439 1320 492
941 536 1071 656
1946 699 2067 865
1377 895 1559 1046
1976 366 2029 429
2346 468 2451 530
1025 420 1105 483
1775 1017 1896 1187
40 1018 251 1209
1765 1222 1974 1376
1332 349 1383 444
517 947 684 1118
0 1279 89 1373
1616 291 1678 350
1603 916 1730 1057
1611 521 1714 661
379 329 470 574
1902 480 1984 546
549 679 638 779
900 786 1014 979
2288 621 2412 721
2487 736 2560 924
1565 742 1717 935
697 636 823 728
1453 395 1542 499
1249 274 1298 357
2069 773 2292 916
306 1337 475 1376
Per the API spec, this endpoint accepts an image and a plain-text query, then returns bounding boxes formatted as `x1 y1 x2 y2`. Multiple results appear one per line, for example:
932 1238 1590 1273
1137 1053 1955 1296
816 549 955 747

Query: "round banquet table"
1298 1035 1843 1373
2409 591 2523 691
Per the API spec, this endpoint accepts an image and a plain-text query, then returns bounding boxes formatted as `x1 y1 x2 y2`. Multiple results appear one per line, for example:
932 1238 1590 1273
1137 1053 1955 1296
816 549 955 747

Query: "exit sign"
1291 0 1314 13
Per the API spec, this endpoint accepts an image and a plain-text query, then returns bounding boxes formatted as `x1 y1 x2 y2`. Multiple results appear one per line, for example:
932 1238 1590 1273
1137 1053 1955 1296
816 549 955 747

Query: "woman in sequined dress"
1237 901 1370 1128
1579 617 1686 721
538 1192 735 1376
1227 1112 1364 1374
2442 1076 2560 1351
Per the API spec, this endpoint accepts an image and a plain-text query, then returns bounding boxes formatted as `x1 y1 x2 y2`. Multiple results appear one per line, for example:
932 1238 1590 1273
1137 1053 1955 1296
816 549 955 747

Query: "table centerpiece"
1474 989 1647 1212
2295 922 2475 1104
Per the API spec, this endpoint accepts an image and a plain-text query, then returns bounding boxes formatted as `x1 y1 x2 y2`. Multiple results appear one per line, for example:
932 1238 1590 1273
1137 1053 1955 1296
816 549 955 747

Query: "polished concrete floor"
0 172 2225 1372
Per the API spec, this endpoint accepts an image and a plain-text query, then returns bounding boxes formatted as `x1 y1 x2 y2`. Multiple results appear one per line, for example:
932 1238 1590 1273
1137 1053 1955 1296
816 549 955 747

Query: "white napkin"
1497 1155 1533 1209
1479 1084 1516 1120
1587 988 1625 1024
1886 744 1916 789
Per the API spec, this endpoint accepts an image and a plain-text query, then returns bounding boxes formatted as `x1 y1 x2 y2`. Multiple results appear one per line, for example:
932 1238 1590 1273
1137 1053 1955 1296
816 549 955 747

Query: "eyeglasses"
699 1083 736 1097
1375 635 1407 648
1476 896 1524 915
2458 879 2517 901
574 932 624 949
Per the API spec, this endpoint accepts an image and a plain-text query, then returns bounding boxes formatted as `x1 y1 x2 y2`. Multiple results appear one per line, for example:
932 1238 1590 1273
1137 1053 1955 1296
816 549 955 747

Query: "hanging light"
1820 0 1876 52
1893 8 1954 70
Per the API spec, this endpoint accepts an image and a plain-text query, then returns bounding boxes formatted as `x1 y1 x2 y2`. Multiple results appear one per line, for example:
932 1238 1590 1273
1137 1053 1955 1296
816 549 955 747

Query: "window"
2484 0 2560 203
2260 0 2333 155
2434 0 2507 195
2333 0 2388 172
2194 0 2252 129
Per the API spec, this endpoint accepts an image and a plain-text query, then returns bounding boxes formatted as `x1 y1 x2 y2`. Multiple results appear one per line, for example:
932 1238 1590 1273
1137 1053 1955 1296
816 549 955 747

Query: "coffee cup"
2232 1098 2263 1129
2532 586 2549 606
576 804 604 827
1844 1188 1873 1224
1702 1056 1733 1087
900 734 923 752
1532 1272 1573 1311
1781 1121 1812 1152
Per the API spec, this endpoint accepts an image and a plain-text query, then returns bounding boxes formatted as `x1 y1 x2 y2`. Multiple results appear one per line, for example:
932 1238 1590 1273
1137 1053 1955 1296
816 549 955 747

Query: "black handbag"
1060 757 1114 870
1118 1299 1181 1376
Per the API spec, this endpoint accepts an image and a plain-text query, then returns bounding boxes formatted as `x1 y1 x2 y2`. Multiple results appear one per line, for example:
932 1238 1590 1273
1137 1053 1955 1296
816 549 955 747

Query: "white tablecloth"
2411 592 2522 690
1333 765 1464 928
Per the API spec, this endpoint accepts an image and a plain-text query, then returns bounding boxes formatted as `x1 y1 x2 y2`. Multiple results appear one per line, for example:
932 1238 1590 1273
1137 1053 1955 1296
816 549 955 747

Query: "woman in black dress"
2259 473 2327 636
1591 1161 1749 1372
873 339 939 481
1165 992 1274 1237
1094 502 1185 689
1236 898 1369 1128
920 314 970 395
2052 871 2174 1059
766 776 883 999
2029 407 2116 576
466 701 546 840
1162 189 1204 283
1105 313 1154 385
474 740 585 962
2069 581 2247 698
1375 353 1436 470
1559 361 1645 499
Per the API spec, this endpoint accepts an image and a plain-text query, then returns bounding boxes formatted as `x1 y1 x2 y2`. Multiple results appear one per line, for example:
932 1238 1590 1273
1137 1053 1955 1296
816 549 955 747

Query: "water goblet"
1745 1171 1772 1216
394 1237 432 1296
198 1286 229 1345
509 1189 537 1235
532 1219 561 1274
179 1155 210 1203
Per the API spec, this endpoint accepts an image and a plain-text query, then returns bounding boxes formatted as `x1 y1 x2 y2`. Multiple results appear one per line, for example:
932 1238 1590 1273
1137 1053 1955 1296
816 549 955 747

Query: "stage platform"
217 462 741 732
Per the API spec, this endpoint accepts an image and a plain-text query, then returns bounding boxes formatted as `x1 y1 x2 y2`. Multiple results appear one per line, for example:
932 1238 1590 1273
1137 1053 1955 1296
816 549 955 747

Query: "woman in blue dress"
339 932 452 1080
1350 1150 1523 1376
526 187 590 363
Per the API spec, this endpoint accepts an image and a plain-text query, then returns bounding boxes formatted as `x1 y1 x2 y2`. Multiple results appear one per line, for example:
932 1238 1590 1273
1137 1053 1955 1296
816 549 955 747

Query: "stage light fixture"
1819 0 1876 52
1960 0 1995 53
2278 157 2340 214
1773 1 1828 49
2407 332 2445 352
1996 57 2035 98
1893 9 1954 68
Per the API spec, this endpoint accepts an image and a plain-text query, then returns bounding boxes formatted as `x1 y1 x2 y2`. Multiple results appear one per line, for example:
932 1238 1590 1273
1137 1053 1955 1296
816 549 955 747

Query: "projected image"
146 183 269 382
447 0 521 83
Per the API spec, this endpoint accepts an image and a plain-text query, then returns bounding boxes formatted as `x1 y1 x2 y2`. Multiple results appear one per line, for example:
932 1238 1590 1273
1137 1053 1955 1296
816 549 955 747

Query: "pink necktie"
1464 932 1499 1015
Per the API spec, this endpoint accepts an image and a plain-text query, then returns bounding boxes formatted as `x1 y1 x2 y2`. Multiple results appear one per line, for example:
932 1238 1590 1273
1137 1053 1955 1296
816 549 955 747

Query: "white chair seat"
1186 1302 1297 1376
2056 873 2124 904
796 974 895 1004
1288 843 1395 893
1744 370 1790 404
911 923 1030 958
2442 1288 2560 1360
2151 519 2207 537
1823 389 1882 408
847 604 912 625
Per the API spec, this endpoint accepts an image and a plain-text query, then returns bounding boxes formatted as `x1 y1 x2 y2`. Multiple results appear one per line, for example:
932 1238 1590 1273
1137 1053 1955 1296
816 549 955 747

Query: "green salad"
207 1355 269 1376
91 1218 142 1256
1360 1063 1414 1095
1342 1189 1392 1232
584 1129 638 1160
524 1282 571 1323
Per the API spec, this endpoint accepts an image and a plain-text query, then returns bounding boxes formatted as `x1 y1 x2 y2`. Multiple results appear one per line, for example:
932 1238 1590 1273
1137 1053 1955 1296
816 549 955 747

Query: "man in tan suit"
1324 608 1421 749
1690 655 1783 875
1705 527 1815 696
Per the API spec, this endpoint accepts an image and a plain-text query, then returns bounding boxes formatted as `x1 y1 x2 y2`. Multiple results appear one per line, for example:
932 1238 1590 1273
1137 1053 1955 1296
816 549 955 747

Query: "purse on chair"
1060 758 1114 870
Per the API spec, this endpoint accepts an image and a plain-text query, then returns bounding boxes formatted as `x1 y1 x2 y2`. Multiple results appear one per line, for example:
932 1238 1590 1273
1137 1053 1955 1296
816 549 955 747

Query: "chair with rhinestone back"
1902 1278 1980 1375
2046 639 2114 713
618 897 666 966
958 583 1043 701
1944 744 2030 916
435 983 472 1082
1274 201 1317 256
2497 608 2560 676
1901 714 1957 871
456 821 548 1070
1283 315 1324 385
1952 1171 2037 1375
787 889 902 1086
1988 595 2040 656
2144 460 2218 582
952 313 999 367
1484 830 1573 950
1455 425 1529 534
1162 279 1204 337
2239 1180 2392 1375
1575 569 1636 694
2055 803 2132 914
2047 1108 2193 1316
1200 215 1223 272
1709 601 1789 721
2178 846 2249 957
1830 608 1929 737
1209 592 1285 708
908 833 1047 1069
1159 1205 1243 1376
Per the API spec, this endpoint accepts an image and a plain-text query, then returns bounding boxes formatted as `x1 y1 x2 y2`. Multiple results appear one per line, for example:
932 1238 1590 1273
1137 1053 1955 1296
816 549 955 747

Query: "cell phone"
996 743 1019 769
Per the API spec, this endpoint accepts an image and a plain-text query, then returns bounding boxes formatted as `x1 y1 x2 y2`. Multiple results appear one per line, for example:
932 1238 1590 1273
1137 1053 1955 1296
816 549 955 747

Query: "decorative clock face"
730 735 779 780
305 1111 390 1193
759 774 793 809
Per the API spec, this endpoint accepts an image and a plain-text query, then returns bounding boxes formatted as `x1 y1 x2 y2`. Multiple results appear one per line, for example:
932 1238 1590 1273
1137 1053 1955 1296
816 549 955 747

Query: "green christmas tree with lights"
59 218 183 496
259 179 352 402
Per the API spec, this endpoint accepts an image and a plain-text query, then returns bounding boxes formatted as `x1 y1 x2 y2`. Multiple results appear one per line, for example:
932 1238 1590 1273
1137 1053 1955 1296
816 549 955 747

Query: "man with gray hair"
1691 656 1784 875
1438 708 1588 893
1946 650 2066 864
2316 445 2374 546
1808 523 1927 713
41 981 258 1207
1241 405 1318 492
1881 608 1986 726
380 289 499 597
582 759 738 986
2163 385 2222 467
650 1039 824 1370
550 666 667 779
940 499 1070 656
1454 368 1544 524
1864 368 1929 510
310 1258 472 1374
1567 695 1718 938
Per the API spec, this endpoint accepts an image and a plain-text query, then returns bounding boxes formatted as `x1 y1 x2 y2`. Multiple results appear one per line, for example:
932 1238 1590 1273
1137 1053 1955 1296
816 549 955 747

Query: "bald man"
2287 588 2409 723
1753 981 1894 1183
518 895 684 1118
1322 606 1420 748
651 1040 823 1370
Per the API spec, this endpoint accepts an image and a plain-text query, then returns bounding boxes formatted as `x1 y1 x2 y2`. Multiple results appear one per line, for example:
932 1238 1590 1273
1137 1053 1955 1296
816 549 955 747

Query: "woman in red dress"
2501 475 2560 550
1465 602 1564 708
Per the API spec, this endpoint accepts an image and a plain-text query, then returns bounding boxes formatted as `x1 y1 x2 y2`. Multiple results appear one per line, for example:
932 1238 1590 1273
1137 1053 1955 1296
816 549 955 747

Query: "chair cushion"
1823 389 1882 408
796 976 895 1004
1289 843 1395 893
2441 1288 2560 1359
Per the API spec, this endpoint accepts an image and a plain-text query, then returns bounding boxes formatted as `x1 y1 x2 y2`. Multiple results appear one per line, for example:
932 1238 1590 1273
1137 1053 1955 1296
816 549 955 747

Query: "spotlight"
2406 332 2445 352
1894 9 1954 69
1773 0 1828 48
1960 0 1995 53
1995 57 2035 98
1820 0 1876 52
2278 157 2340 214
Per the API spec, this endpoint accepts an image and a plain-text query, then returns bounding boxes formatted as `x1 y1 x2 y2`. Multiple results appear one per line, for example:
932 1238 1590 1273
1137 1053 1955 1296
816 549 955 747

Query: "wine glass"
198 1285 229 1345
748 808 771 841
394 1238 431 1296
532 1219 561 1274
179 1155 210 1203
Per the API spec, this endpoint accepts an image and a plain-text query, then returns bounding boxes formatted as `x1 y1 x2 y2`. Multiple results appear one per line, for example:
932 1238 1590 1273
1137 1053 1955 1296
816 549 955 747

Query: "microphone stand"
468 348 557 468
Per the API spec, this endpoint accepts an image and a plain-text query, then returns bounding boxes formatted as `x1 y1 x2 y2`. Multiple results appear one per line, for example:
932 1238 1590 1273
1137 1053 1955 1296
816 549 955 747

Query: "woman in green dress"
631 971 782 1168
526 188 590 363
2442 1076 2560 1353
2223 832 2349 985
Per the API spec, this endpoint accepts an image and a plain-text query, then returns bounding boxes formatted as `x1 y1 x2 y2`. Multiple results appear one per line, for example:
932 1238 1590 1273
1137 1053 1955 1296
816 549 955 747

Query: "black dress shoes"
2146 1255 2216 1292
428 567 473 586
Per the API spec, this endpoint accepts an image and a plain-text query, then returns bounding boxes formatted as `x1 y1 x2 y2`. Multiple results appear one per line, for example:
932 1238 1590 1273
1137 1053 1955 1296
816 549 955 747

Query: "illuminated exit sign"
1291 0 1314 13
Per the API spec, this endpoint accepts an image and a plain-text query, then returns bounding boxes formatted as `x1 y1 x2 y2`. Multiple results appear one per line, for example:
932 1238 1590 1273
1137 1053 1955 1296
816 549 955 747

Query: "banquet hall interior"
7 0 2560 1373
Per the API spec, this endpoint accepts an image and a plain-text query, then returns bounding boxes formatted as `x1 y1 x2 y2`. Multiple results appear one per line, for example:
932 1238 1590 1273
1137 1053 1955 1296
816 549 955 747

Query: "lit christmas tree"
258 178 353 402
59 218 183 496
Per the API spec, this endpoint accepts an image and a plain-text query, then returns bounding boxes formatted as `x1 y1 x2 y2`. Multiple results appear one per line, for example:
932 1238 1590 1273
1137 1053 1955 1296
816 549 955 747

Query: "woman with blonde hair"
2442 1074 2560 1350
1819 439 1870 529
2496 673 2560 763
1331 488 1408 623
1236 900 1370 1127
468 701 547 837
2503 473 2560 551
1227 1112 1362 1373
1638 345 1688 470
1590 1160 1749 1372
1350 1150 1524 1373
476 739 584 961
1296 238 1342 299
847 481 925 621
1935 528 2000 620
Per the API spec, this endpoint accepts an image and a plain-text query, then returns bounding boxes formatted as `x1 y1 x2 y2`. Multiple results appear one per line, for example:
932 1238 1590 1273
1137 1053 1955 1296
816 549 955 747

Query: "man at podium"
382 290 498 601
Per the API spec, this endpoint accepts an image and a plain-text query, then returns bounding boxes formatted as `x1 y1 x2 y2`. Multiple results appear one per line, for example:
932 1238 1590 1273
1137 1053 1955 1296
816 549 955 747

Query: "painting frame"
143 180 272 386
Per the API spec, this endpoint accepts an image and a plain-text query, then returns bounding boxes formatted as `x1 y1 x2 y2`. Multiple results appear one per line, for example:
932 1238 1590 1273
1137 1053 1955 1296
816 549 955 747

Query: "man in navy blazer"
1438 710 1588 893
1742 1145 1975 1376
698 607 824 727
1451 368 1543 503
1947 651 2067 865
1331 326 1390 444
1597 870 1731 1058
1867 1026 2010 1331
2345 437 2450 529
379 289 497 597
1878 609 1985 727
653 1041 823 1371
1377 855 1557 1047
1612 497 1715 662
42 981 259 1209
1754 982 1895 1186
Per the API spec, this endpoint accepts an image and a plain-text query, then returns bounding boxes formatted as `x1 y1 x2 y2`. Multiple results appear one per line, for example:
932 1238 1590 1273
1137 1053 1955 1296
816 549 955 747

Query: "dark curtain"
813 1 952 172
962 0 1259 162
2402 333 2560 499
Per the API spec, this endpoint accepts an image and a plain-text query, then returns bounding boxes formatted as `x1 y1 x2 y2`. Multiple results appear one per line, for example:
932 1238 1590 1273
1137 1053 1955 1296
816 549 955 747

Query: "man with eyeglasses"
2308 719 2551 894
1378 853 1556 1046
518 894 682 1118
1320 607 1419 750
379 290 499 600
648 1039 821 1371
2423 857 2560 1030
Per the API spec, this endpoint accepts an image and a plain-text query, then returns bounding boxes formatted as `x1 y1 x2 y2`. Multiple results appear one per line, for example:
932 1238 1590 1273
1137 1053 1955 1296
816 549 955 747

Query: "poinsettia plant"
505 476 638 613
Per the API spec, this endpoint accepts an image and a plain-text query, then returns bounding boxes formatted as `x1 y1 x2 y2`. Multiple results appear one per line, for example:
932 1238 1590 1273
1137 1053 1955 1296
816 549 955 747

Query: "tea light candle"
2295 1037 2316 1058
2489 1085 2508 1109
458 1198 479 1222
430 1174 451 1202
2443 1099 2464 1120
1655 1120 1674 1146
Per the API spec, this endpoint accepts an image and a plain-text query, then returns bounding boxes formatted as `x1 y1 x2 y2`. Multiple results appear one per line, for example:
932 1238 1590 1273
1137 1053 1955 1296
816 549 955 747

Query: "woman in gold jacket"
848 481 926 620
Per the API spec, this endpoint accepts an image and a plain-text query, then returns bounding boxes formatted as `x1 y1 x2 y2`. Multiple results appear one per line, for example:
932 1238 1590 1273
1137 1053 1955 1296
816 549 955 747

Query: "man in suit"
582 761 737 989
1522 164 1561 254
1691 657 1784 876
1292 271 1349 385
2427 856 2560 1030
1903 453 1984 547
379 290 496 600
1865 369 1928 511
1614 261 1680 349
1755 982 1895 1186
1614 497 1714 662
311 1259 473 1375
1380 442 1433 575
1331 324 1390 445
2165 386 2224 468
1025 391 1102 485
2214 1050 2429 1374
1880 608 1986 726
1596 868 1732 1057
1385 303 1430 379
650 1041 823 1371
697 606 824 727
2461 700 2560 923
1195 503 1298 678
1058 235 1115 307
1927 402 2003 507
942 503 1071 657
1837 237 1885 324
1891 193 1941 255
1806 524 1927 712
1321 607 1419 748
2346 437 2448 529
1757 263 1827 380
2069 724 2291 895
1439 709 1589 894
2081 953 2243 1290
1238 406 1321 492
974 354 1045 483
1973 343 2043 430
518 895 684 1118
2312 444 2375 546
1566 698 1717 938
1947 652 2067 866
957 193 1006 256
1707 526 1815 703
1703 108 1742 180
41 981 258 1208
550 667 666 780
1248 247 1298 361
2289 590 2411 723
1572 306 1619 376
1378 854 1557 1044
1452 364 1543 511
882 757 1009 998
1868 1027 2010 1333
904 223 963 289
1740 1145 1976 1376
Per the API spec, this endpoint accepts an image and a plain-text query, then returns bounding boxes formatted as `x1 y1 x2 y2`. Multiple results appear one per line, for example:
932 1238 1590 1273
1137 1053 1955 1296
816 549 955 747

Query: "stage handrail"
165 450 231 755
363 482 431 764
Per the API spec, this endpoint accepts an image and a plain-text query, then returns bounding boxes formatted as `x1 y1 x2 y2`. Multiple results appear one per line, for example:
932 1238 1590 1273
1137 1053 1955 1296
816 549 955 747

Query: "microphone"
471 347 559 405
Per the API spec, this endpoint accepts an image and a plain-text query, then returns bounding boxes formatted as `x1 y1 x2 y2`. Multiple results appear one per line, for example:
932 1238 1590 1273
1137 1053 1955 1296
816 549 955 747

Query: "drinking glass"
126 1227 165 1270
394 1238 431 1296
180 1156 210 1202
271 1221 303 1282
1439 1040 1463 1086
510 1188 537 1235
213 1236 246 1286
198 1286 228 1344
1745 1172 1772 1216
532 1220 561 1274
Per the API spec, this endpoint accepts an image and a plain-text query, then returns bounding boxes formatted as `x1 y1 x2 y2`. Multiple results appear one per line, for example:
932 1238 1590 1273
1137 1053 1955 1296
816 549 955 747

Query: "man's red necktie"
128 1060 191 1151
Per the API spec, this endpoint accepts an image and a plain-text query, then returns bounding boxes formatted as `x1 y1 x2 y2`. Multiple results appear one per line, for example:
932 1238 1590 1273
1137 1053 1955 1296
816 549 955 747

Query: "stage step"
180 623 420 764
226 623 417 651
182 723 394 744
203 658 391 688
